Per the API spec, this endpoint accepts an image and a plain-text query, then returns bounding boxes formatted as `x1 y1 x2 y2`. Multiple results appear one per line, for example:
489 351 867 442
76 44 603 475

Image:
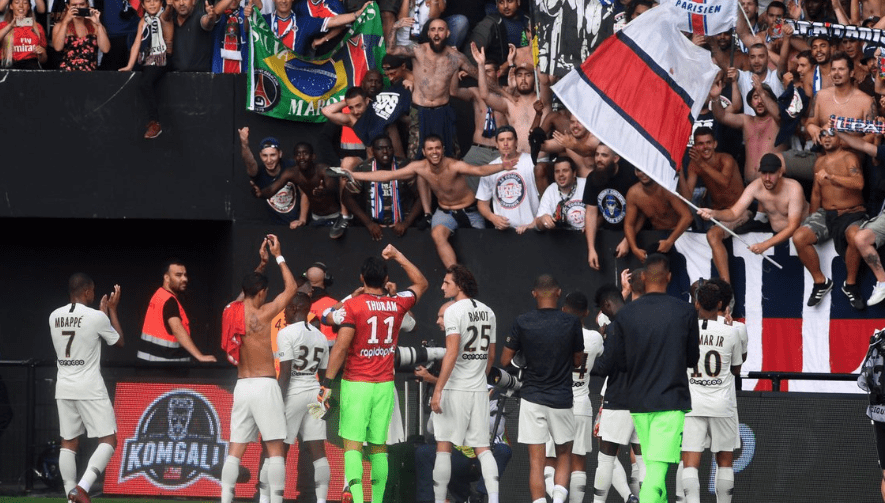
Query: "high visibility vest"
137 287 191 361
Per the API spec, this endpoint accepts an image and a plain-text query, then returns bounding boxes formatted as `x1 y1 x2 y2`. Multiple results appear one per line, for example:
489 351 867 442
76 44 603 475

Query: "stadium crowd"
25 0 885 501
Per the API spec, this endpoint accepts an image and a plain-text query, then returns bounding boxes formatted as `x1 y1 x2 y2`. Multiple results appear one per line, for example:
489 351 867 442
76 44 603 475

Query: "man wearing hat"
698 152 809 278
238 127 306 227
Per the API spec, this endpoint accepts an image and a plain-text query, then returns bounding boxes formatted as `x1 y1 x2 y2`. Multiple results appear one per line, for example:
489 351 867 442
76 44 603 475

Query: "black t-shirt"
505 308 584 409
581 163 639 231
251 159 301 224
170 4 214 71
352 157 415 225
352 85 412 146
162 297 182 334
606 292 700 413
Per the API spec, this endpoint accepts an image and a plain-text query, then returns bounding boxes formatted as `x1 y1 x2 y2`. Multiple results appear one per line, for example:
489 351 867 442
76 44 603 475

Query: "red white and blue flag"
553 5 720 193
668 0 738 36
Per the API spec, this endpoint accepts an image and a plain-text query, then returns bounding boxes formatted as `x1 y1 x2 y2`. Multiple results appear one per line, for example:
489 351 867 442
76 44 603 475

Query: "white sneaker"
869 282 885 306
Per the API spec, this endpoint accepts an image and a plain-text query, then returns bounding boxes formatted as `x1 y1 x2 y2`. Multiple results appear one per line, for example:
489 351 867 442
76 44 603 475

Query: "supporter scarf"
812 65 821 96
832 115 885 134
270 11 295 44
370 158 401 224
221 8 244 73
786 19 885 45
482 106 497 139
553 182 577 225
138 10 167 66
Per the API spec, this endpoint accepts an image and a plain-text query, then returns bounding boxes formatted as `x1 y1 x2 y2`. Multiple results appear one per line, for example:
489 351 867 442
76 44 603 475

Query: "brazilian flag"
247 2 385 122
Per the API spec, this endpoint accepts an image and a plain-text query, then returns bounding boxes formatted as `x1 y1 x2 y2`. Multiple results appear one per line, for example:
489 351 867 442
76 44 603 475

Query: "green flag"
247 2 385 122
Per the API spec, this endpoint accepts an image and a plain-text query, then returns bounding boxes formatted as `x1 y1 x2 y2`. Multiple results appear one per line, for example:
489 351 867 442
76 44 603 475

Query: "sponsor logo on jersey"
57 359 85 366
461 353 488 360
360 345 396 358
598 188 627 224
690 378 724 386
495 172 526 209
120 390 228 488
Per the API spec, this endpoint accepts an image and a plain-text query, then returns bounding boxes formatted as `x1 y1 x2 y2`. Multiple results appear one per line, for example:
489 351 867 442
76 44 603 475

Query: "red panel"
829 318 881 373
580 36 693 165
754 318 804 391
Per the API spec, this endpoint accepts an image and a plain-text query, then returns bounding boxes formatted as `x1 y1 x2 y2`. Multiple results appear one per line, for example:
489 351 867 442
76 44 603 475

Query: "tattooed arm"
386 17 416 57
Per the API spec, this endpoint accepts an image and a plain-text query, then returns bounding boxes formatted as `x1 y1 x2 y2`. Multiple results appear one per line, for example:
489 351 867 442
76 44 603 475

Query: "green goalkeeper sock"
344 450 364 503
369 451 389 503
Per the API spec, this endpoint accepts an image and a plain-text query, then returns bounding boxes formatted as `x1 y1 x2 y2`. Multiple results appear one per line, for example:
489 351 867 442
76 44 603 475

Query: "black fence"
0 360 878 502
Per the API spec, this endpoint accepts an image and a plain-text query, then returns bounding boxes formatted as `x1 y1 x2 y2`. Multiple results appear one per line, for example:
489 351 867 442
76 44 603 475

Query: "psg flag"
667 0 738 36
553 5 719 193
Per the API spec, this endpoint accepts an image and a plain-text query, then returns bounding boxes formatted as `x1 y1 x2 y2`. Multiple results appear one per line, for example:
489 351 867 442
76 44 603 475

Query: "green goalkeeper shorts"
339 380 395 445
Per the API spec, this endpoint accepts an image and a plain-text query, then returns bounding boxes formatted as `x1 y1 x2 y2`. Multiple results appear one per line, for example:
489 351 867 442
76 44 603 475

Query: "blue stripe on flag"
615 30 696 112
576 69 681 171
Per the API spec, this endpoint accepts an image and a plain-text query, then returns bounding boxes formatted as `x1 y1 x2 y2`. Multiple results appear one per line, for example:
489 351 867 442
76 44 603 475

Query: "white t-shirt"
737 68 785 117
49 303 120 400
687 318 743 417
443 298 497 392
277 320 329 396
476 152 540 228
573 327 604 416
537 177 587 231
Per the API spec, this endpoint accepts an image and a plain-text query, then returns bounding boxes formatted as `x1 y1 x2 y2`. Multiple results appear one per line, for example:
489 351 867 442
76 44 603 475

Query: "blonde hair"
2 0 40 67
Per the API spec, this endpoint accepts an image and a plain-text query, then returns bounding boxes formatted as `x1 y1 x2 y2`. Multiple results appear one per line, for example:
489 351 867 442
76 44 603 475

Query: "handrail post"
24 359 36 492
771 376 781 392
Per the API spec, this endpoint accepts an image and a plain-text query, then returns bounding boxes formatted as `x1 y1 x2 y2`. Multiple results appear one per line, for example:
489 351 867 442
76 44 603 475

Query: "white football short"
231 377 287 443
518 398 575 445
57 398 117 440
545 414 593 457
434 389 490 447
682 415 740 452
285 388 326 444
597 408 639 445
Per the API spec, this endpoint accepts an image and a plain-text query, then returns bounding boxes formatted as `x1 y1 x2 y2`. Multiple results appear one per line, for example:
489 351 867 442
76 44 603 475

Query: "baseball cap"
259 137 281 151
758 153 782 173
862 44 879 63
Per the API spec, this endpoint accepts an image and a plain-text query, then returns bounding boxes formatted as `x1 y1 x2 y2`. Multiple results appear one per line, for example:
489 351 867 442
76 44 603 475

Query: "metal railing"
746 371 859 392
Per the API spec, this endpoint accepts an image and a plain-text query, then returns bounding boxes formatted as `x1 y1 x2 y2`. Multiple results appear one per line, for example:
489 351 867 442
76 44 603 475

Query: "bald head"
436 300 456 330
306 265 327 287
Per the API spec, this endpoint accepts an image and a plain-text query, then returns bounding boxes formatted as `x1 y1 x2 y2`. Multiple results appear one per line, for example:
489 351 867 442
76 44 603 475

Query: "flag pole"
672 191 783 269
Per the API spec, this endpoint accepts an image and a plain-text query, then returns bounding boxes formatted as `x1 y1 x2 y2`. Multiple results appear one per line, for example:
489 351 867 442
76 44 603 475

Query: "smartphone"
75 7 91 16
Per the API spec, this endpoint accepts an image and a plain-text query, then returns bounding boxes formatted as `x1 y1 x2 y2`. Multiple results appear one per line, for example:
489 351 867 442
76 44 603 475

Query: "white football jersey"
573 328 604 416
49 303 120 400
687 318 743 417
277 321 329 396
443 298 496 392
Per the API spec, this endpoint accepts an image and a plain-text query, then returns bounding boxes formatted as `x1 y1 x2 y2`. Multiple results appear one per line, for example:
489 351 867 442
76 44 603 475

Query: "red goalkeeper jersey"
340 290 417 382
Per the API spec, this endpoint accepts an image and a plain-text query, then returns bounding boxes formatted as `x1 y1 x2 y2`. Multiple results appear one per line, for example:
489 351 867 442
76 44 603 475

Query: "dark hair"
697 282 722 311
554 156 578 172
294 141 314 155
446 264 479 298
163 258 185 275
831 50 854 71
746 84 776 105
382 54 407 68
796 49 813 62
423 134 444 147
748 43 767 53
564 291 589 313
767 1 787 13
495 125 518 140
345 87 367 100
708 278 734 312
594 284 623 308
372 134 393 148
293 292 312 311
643 254 670 284
361 256 388 288
625 0 654 19
629 267 646 295
533 274 560 292
693 127 715 140
68 272 93 296
242 272 269 298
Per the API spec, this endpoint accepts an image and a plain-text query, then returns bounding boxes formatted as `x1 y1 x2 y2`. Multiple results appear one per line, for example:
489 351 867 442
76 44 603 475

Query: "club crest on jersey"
120 390 228 488
597 189 626 224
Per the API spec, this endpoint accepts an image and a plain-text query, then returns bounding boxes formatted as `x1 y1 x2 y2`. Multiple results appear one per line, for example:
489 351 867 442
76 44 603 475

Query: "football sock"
569 470 586 503
59 447 77 495
220 455 240 503
369 451 388 503
432 451 452 503
715 467 734 503
683 466 700 503
314 457 331 503
478 449 499 503
592 453 615 503
344 450 364 503
79 442 114 492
